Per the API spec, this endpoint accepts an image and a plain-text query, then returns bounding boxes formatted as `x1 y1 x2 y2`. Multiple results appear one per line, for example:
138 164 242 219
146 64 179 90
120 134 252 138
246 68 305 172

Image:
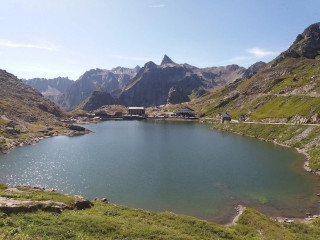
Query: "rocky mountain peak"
134 65 141 72
243 61 266 78
161 54 175 65
144 61 157 70
273 22 320 65
292 22 320 58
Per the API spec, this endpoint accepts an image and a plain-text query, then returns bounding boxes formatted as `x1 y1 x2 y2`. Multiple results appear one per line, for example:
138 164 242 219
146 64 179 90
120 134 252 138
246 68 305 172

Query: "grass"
308 146 320 170
250 96 320 119
2 186 320 239
0 185 79 206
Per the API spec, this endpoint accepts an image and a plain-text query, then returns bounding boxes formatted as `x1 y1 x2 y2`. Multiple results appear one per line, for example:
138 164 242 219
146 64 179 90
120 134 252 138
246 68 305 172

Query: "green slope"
1 185 319 240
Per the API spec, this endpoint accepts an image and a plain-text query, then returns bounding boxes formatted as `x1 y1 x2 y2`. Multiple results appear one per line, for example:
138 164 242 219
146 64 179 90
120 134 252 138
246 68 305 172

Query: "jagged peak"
144 61 157 69
272 22 320 66
161 54 175 65
243 61 267 78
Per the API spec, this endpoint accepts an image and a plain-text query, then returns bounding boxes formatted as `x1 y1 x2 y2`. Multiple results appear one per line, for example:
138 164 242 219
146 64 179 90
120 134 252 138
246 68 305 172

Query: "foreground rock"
0 197 70 214
0 185 93 214
73 198 94 210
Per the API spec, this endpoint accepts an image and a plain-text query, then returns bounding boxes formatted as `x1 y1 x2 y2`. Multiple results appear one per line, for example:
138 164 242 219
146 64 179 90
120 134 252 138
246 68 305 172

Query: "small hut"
222 112 231 123
128 107 145 116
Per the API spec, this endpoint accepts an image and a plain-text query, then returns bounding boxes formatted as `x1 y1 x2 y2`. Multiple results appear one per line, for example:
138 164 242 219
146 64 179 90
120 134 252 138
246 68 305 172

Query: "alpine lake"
0 120 319 224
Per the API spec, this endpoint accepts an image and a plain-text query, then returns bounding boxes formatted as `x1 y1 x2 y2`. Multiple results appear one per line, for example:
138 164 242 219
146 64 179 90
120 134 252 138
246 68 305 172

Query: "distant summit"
243 61 266 78
161 54 175 65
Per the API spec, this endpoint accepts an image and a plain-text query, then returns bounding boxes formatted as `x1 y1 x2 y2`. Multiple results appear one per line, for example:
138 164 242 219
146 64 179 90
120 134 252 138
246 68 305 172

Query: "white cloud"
0 40 59 51
149 4 165 8
247 47 277 58
228 47 279 63
112 55 160 62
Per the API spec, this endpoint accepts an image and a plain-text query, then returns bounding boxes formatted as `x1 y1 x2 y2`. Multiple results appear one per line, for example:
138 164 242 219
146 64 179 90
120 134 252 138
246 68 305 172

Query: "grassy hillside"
185 57 320 123
1 185 320 240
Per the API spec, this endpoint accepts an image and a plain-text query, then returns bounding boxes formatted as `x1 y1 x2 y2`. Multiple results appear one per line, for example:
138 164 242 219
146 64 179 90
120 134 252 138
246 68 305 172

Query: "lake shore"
1 119 320 226
0 124 92 155
203 120 320 177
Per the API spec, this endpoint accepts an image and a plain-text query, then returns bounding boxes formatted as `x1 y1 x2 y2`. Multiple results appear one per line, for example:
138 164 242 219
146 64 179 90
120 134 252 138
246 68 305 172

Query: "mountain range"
24 55 264 110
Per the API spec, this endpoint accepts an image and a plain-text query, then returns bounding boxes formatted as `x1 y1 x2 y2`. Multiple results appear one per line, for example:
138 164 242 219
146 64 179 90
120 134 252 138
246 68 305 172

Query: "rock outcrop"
61 67 139 108
273 22 320 66
81 88 116 111
161 54 176 65
0 186 93 214
243 61 266 78
119 55 246 107
167 86 189 104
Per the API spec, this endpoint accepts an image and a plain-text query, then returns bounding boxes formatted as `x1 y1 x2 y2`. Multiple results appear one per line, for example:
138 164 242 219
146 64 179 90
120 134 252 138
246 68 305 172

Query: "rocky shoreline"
200 120 320 224
1 119 320 226
0 185 94 214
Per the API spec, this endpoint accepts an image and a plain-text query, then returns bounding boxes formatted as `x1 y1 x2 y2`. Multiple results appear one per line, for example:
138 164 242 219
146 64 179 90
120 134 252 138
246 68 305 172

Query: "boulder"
101 198 108 203
4 127 20 135
73 198 94 210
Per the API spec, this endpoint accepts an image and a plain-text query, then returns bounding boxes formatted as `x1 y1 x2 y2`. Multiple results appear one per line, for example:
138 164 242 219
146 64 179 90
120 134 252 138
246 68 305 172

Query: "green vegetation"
1 185 320 239
308 146 320 170
0 186 78 206
250 96 320 119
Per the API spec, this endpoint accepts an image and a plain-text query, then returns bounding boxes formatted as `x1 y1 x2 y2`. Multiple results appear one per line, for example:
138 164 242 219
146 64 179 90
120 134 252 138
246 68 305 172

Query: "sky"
0 0 319 80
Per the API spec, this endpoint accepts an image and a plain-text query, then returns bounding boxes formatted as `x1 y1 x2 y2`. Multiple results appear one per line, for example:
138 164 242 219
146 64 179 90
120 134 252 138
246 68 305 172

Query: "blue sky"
0 0 319 80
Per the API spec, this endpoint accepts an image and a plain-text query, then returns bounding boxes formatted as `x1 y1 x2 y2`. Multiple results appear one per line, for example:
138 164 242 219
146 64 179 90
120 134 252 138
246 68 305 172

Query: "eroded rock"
73 198 94 210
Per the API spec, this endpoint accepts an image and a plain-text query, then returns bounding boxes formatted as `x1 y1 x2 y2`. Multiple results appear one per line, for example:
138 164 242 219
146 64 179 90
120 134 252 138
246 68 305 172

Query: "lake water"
0 120 319 223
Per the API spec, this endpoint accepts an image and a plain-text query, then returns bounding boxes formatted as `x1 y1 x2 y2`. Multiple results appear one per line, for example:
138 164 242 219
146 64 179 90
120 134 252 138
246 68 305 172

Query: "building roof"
222 112 231 118
128 107 145 110
175 107 194 112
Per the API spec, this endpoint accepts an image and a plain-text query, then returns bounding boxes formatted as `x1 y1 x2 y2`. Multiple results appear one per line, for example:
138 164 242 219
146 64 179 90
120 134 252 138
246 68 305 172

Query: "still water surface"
0 121 319 223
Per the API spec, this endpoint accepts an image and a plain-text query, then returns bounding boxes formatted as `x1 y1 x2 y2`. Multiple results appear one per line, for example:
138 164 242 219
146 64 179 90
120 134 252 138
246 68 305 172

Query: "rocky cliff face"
23 77 73 94
273 22 320 66
118 55 246 107
23 77 74 106
161 54 175 65
62 67 139 108
81 89 116 111
243 61 266 78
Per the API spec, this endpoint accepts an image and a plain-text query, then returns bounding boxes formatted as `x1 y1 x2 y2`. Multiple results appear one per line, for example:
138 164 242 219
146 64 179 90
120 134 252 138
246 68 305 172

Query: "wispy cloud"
0 40 59 51
247 47 277 58
149 4 165 8
112 55 160 62
228 47 278 63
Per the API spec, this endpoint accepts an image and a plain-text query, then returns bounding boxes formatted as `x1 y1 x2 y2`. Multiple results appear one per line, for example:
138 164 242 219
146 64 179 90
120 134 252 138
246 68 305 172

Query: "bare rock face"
73 198 94 210
62 67 139 108
67 125 86 131
161 54 176 65
167 86 189 104
119 56 245 107
273 22 320 65
81 88 116 111
0 197 70 214
243 61 266 78
293 22 320 59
